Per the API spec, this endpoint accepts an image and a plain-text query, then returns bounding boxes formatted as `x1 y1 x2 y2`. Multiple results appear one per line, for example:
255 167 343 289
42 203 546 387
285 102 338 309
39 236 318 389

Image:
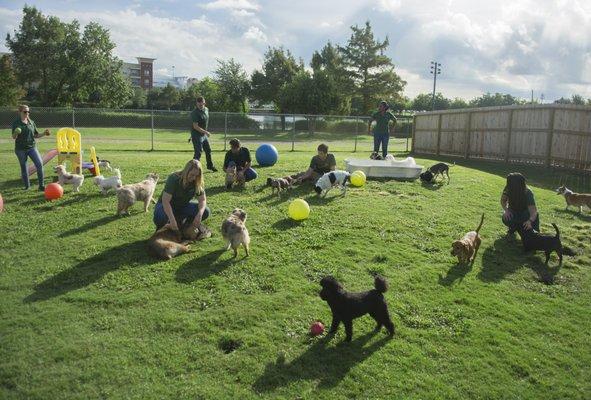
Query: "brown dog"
221 208 250 258
147 224 191 260
451 213 484 265
266 177 291 196
225 165 245 189
116 173 159 216
556 185 591 213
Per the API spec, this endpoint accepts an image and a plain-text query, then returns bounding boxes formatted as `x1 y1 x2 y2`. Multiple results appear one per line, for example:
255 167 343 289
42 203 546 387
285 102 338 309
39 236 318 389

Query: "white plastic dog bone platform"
344 156 423 179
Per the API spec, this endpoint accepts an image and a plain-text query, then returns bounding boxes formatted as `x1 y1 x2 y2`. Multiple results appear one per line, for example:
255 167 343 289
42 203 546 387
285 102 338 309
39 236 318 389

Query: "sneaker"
208 166 218 172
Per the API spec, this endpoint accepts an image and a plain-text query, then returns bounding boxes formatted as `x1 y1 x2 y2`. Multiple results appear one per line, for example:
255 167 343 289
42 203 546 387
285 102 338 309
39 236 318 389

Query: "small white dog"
314 170 350 197
93 168 122 195
98 159 113 172
116 173 159 216
53 164 84 192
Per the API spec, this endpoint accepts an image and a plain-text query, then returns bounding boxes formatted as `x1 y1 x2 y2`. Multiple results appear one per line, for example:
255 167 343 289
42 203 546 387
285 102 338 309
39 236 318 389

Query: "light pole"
430 61 441 111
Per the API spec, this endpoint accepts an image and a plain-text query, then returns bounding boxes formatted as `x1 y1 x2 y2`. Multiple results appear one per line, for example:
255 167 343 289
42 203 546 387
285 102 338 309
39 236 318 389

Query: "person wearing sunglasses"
11 105 50 190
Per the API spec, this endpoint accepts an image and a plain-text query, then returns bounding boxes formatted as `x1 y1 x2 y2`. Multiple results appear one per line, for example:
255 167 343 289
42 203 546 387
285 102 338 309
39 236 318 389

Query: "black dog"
420 162 450 183
516 223 573 266
319 275 395 342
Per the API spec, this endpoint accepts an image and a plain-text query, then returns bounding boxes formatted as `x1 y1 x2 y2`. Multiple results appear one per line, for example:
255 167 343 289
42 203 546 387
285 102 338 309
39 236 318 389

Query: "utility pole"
172 65 175 81
430 61 441 111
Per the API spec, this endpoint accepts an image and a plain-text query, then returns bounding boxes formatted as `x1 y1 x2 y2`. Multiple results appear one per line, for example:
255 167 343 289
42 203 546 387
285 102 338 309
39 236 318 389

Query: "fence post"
436 113 442 155
411 115 416 153
354 116 359 152
72 107 75 128
224 112 228 151
150 110 154 151
545 107 556 167
464 112 472 159
291 115 296 152
504 109 514 163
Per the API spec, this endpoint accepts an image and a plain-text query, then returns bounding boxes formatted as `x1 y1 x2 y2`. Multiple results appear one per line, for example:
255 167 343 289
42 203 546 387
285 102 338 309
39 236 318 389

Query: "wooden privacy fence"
412 104 591 171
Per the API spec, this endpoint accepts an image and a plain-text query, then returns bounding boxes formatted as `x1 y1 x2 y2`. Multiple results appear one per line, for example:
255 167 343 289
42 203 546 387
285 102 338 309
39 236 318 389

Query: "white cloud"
0 8 22 52
243 26 267 42
201 0 259 11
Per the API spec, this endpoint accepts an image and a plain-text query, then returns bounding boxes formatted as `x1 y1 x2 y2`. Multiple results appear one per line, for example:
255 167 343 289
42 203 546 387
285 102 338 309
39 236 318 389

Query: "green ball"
14 127 22 135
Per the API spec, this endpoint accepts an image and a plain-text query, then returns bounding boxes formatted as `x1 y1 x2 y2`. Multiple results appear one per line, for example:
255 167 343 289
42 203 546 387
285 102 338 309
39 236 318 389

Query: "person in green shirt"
367 100 397 159
223 138 258 188
153 159 211 231
501 172 540 233
294 143 336 183
188 96 217 172
11 105 51 190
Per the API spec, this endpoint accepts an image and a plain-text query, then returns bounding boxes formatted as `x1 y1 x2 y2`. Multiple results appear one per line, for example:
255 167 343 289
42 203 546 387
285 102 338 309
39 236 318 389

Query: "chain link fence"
1 107 413 153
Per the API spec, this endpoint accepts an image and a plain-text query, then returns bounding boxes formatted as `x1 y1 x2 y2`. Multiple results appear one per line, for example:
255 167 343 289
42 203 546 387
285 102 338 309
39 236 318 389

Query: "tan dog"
116 173 159 216
53 164 84 192
556 185 591 213
266 177 292 196
225 165 245 189
147 224 191 260
451 213 484 265
221 208 250 258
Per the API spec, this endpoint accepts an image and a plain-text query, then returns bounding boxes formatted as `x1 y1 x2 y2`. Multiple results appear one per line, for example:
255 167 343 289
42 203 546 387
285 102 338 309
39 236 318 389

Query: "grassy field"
0 131 590 399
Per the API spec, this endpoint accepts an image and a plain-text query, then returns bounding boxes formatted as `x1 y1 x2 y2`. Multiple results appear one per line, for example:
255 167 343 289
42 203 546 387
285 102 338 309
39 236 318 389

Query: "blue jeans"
191 133 214 169
373 133 390 158
502 210 540 232
153 202 211 230
15 148 44 189
227 161 257 182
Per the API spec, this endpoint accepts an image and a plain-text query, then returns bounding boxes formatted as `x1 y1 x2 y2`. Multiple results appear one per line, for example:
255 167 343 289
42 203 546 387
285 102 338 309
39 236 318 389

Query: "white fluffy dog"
314 170 350 197
116 173 159 216
53 164 84 192
93 168 122 195
98 159 113 172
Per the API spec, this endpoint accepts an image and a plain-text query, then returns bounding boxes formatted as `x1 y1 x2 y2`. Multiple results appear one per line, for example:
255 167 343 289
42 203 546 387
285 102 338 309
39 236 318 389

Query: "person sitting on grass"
501 172 539 234
223 138 258 188
294 143 336 183
153 159 211 231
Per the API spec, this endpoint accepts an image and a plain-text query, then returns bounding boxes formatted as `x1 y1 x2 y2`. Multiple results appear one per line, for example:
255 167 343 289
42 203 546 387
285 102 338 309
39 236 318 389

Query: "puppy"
147 224 191 260
556 185 591 213
314 170 350 197
516 223 575 266
221 208 250 258
420 162 450 183
98 159 113 172
93 168 122 195
370 152 384 160
53 164 84 192
266 177 291 196
319 275 395 342
451 213 484 265
225 166 246 189
116 173 159 216
181 223 212 242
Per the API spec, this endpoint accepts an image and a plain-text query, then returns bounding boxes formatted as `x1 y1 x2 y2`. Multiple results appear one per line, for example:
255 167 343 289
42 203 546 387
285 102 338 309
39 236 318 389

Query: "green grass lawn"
0 132 590 399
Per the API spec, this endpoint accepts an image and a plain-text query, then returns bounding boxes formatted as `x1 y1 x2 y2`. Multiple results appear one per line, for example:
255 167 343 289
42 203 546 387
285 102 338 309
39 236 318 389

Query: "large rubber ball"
44 183 64 201
288 198 310 221
255 144 278 167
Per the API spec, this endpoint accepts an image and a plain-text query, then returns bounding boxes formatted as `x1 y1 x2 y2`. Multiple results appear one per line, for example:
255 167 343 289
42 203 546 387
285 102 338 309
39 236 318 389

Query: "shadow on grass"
24 239 154 302
175 249 237 283
438 262 472 287
271 218 303 230
478 236 562 284
555 208 591 222
421 181 445 191
252 331 391 393
58 214 121 238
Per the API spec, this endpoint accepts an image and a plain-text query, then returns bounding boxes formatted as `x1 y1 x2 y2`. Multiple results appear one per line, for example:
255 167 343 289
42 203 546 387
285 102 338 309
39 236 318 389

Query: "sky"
1 0 590 102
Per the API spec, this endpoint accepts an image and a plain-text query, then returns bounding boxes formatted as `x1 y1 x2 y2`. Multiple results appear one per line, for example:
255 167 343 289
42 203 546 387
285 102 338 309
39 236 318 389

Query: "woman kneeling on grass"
153 159 211 231
501 172 539 234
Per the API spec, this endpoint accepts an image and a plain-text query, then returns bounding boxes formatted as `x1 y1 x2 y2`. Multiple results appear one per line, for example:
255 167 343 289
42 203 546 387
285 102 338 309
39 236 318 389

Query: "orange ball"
44 183 64 201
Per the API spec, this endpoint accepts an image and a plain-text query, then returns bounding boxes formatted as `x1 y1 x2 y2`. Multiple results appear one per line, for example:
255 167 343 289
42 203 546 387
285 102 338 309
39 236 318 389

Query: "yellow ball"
350 170 366 187
288 198 310 221
15 127 22 135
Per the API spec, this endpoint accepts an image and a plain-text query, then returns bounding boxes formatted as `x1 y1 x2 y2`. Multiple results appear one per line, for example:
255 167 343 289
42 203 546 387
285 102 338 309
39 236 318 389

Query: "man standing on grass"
188 96 217 172
368 100 397 159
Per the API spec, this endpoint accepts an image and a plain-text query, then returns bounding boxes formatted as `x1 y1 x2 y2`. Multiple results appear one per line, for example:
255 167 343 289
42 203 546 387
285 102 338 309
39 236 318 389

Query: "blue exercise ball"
255 144 278 166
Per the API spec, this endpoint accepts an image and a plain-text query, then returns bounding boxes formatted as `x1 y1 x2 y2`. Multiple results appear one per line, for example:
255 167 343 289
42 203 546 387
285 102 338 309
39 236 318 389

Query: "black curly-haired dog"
319 275 395 342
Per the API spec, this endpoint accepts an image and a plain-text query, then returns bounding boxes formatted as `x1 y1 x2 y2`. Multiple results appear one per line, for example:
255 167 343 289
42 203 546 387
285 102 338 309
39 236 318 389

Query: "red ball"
44 183 64 201
310 321 325 336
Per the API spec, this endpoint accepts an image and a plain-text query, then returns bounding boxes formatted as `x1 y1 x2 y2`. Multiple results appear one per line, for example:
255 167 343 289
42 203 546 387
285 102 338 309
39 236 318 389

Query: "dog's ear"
314 186 322 194
328 172 337 184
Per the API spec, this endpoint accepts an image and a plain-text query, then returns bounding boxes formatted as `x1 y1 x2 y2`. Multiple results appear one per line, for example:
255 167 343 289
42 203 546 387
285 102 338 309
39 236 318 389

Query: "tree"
126 87 147 109
182 78 224 111
147 84 180 110
449 97 469 109
411 93 450 111
214 58 250 113
469 93 524 107
311 41 352 114
554 94 587 105
278 70 340 115
0 55 25 106
340 21 406 115
6 6 131 107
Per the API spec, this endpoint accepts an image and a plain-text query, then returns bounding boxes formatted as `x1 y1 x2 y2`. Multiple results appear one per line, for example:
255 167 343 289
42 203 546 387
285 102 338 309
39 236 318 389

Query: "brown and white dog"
221 208 250 258
54 164 84 192
116 173 159 216
147 223 212 260
266 177 292 196
556 186 591 213
225 165 245 189
451 213 484 265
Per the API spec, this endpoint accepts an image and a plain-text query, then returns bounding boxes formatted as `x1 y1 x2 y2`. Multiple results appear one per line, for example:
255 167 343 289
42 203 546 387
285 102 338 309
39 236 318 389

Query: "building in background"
122 57 156 89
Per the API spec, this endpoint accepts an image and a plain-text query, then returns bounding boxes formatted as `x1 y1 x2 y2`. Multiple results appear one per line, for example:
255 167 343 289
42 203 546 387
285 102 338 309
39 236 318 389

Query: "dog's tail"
475 213 485 234
374 275 388 293
552 223 560 238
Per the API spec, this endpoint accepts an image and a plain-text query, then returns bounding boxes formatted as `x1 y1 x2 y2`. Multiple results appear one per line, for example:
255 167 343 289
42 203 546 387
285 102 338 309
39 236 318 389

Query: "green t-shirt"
503 187 536 212
309 153 336 174
190 106 209 136
158 173 204 209
12 118 38 150
371 111 396 135
223 147 251 169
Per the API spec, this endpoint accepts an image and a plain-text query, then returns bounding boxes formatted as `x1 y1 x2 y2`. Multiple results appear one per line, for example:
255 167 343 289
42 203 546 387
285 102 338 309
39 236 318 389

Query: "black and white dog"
420 162 451 183
314 170 350 197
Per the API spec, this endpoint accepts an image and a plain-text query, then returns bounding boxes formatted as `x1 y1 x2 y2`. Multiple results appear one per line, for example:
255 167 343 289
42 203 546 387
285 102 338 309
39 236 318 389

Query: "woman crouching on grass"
501 172 539 234
153 159 211 231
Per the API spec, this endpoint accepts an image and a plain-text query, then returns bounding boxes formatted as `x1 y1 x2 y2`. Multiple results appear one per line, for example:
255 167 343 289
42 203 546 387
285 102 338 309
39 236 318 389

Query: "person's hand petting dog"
503 209 513 221
523 219 533 230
